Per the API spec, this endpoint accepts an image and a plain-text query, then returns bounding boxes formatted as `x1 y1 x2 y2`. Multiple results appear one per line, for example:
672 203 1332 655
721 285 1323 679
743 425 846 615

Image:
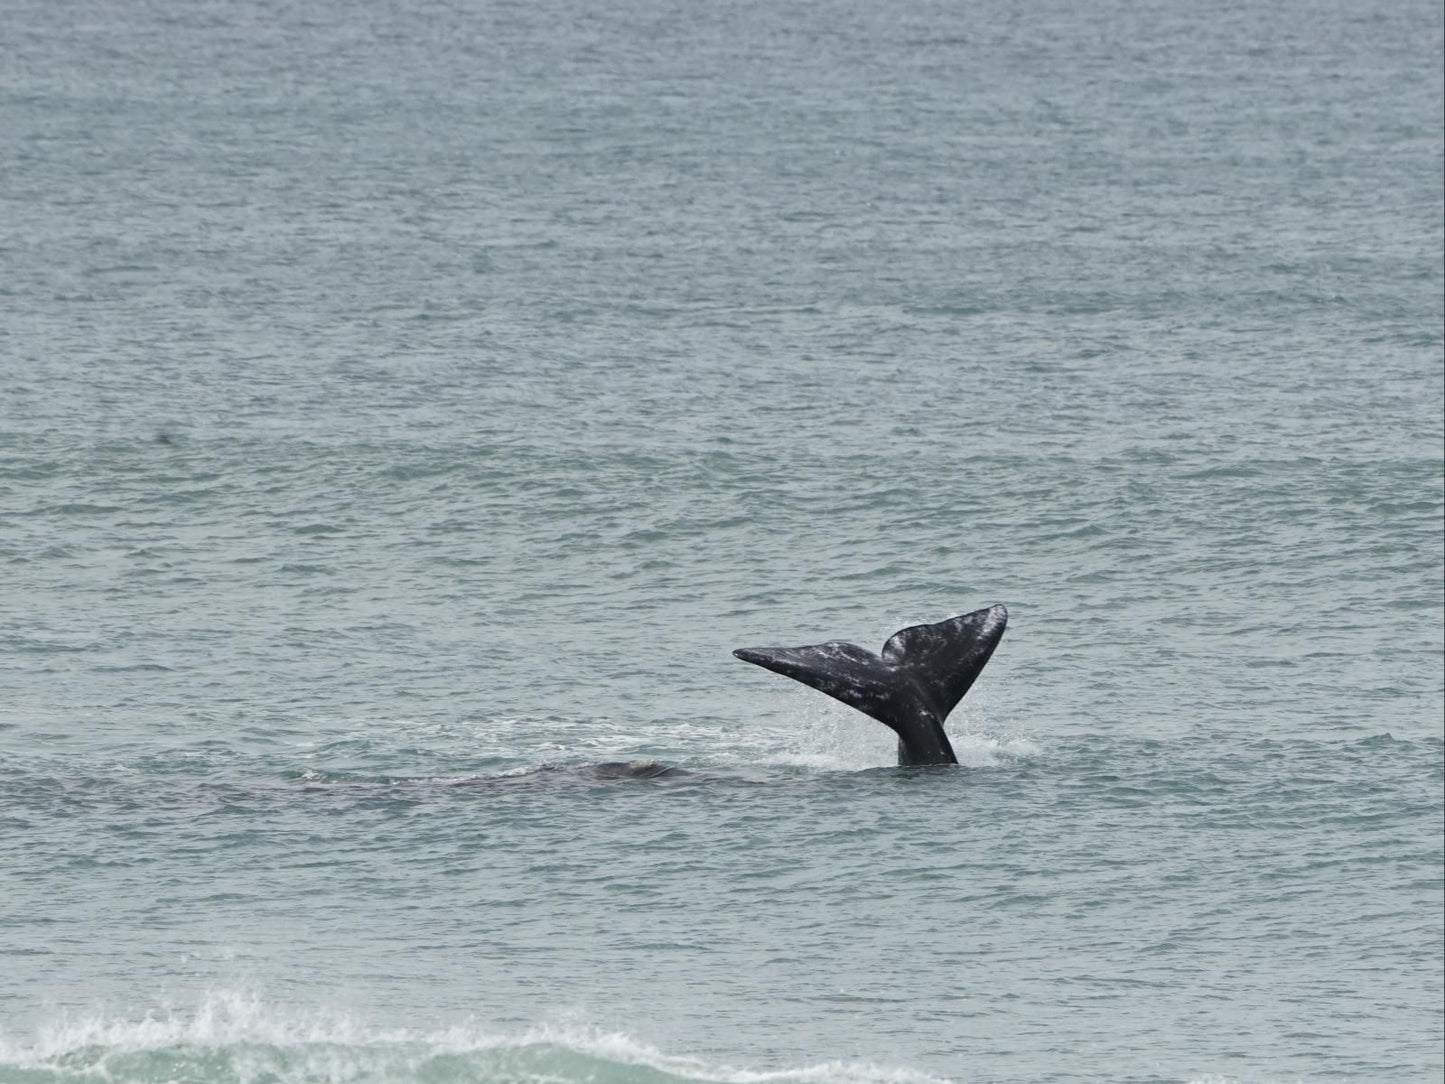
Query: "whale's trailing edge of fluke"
732 604 1008 766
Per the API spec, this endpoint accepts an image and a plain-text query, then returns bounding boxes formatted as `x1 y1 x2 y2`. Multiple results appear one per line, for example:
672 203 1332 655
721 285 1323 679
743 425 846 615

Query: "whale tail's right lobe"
881 603 1008 718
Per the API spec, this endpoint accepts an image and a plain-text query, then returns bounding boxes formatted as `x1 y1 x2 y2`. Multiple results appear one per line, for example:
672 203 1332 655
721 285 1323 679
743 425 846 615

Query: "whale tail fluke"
881 603 1008 717
732 604 1008 766
731 640 902 722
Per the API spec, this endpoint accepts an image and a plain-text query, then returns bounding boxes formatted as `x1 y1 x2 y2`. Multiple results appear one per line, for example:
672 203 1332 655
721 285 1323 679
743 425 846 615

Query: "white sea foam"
0 991 950 1084
755 688 1041 773
951 731 1044 768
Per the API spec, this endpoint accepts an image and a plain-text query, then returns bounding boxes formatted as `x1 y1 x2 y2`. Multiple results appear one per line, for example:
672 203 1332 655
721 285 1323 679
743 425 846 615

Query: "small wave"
0 992 948 1084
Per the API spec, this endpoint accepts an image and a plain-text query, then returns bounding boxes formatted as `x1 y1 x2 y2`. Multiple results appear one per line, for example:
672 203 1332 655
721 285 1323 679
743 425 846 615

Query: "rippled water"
2 0 1442 1081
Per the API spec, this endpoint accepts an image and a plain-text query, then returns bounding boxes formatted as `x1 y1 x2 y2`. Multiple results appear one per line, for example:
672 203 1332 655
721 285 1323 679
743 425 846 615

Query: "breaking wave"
0 992 948 1084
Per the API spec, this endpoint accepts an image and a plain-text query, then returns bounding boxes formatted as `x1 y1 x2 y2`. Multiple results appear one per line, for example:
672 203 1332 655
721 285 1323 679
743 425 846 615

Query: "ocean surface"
2 0 1442 1081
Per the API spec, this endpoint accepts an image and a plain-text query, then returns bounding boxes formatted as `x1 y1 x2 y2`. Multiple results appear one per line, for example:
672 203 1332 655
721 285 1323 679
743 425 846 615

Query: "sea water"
1 0 1441 1081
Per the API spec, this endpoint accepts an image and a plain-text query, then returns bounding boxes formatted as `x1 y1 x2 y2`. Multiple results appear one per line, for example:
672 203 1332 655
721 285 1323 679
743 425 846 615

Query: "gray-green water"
2 0 1442 1081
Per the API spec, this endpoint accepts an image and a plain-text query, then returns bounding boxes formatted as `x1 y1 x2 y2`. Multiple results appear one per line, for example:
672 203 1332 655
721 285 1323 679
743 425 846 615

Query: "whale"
732 604 1008 766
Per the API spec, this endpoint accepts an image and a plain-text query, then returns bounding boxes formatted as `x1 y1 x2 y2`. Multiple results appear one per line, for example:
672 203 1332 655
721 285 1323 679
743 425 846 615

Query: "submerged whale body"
590 760 689 780
733 604 1008 766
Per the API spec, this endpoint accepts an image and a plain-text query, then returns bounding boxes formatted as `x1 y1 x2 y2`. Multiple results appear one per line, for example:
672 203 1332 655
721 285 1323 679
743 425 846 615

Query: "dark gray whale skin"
733 604 1008 766
590 760 689 779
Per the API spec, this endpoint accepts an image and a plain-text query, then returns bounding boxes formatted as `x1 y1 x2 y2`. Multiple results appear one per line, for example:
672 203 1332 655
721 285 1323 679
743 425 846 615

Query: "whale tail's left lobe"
731 639 905 723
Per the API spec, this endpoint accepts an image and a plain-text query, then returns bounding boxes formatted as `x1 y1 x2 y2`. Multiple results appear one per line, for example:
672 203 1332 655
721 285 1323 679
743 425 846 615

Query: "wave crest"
0 992 948 1084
